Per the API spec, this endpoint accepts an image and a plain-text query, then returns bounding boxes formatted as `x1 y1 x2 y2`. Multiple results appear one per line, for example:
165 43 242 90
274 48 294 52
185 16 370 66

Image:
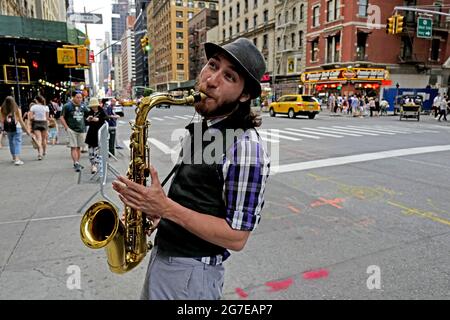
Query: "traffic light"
395 15 404 34
386 16 396 35
140 35 149 52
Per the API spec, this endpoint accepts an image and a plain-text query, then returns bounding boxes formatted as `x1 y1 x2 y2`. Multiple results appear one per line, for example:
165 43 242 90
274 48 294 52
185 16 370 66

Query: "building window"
291 33 296 48
188 1 194 8
177 64 184 70
237 22 240 33
244 0 248 12
326 34 341 63
177 53 184 60
253 37 258 47
210 3 216 10
311 39 319 61
327 0 338 22
176 32 183 39
254 14 258 28
263 34 268 49
229 7 232 21
277 37 281 50
264 10 268 24
223 29 226 39
254 0 258 9
359 0 368 17
300 4 304 21
229 26 232 37
223 11 226 23
237 2 240 15
175 0 182 7
312 6 320 27
293 7 296 21
356 32 368 60
244 18 249 31
188 12 193 19
177 43 184 49
176 21 183 28
430 38 440 61
278 13 281 24
299 31 304 48
176 11 183 18
283 35 287 50
198 1 205 8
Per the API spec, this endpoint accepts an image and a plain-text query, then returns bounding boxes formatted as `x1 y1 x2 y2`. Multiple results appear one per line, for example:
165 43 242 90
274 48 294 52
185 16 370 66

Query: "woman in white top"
0 96 31 165
29 95 49 160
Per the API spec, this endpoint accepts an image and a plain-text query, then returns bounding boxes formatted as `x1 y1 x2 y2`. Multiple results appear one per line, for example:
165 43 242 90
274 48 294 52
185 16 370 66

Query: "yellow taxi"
269 95 320 119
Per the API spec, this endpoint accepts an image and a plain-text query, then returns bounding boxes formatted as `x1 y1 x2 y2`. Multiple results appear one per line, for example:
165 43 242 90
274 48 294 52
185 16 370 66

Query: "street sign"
68 13 103 24
417 17 433 39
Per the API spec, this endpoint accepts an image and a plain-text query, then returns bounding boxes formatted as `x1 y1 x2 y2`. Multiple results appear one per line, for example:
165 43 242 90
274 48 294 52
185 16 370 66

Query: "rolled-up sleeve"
223 129 270 231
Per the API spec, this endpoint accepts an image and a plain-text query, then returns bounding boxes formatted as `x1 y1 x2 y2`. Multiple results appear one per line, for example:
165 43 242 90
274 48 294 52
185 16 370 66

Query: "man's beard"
195 81 240 119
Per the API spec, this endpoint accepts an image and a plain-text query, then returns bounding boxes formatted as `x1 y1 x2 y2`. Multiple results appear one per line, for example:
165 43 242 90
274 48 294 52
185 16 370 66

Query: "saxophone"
80 91 205 274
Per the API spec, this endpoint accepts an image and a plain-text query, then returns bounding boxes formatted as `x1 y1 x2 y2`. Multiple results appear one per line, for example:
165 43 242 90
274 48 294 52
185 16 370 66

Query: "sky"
72 0 113 53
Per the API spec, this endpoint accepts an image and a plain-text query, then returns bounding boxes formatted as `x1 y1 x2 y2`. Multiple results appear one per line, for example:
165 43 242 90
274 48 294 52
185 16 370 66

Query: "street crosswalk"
258 125 440 143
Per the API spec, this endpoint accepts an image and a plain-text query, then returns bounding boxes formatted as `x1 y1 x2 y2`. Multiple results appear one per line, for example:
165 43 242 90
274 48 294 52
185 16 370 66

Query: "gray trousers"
140 246 225 300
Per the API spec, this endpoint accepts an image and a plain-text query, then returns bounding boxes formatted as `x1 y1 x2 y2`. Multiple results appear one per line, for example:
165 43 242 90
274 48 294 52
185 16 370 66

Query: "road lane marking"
259 130 302 141
151 117 164 121
333 126 395 135
272 145 450 174
164 116 178 120
276 129 321 139
285 128 344 138
316 126 370 136
302 127 362 137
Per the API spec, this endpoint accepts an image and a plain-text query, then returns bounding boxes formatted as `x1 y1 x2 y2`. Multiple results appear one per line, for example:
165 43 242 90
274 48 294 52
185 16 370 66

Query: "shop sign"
301 68 389 83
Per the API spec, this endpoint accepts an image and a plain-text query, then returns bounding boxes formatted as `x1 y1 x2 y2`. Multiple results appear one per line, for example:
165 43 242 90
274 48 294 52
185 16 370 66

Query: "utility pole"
84 6 95 97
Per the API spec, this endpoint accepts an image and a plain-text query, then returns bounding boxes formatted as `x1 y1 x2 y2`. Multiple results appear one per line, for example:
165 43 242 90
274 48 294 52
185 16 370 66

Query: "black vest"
155 118 244 257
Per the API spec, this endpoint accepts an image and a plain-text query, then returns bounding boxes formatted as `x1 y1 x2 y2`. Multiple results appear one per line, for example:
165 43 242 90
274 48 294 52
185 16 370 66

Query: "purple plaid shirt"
198 118 271 265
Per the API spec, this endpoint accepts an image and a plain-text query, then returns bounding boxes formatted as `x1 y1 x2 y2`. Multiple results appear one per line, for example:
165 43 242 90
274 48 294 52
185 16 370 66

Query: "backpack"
3 114 17 132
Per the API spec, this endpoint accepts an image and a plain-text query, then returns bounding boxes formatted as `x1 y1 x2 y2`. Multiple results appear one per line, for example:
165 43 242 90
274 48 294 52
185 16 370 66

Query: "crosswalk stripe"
343 125 402 134
325 126 379 136
330 126 381 136
285 128 344 138
374 126 437 134
152 117 164 121
174 115 190 120
276 129 321 139
259 130 302 141
164 116 178 120
261 136 280 144
305 127 362 137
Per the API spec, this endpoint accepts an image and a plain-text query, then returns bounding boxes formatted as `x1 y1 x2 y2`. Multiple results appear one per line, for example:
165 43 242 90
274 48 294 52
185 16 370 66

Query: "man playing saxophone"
113 38 270 300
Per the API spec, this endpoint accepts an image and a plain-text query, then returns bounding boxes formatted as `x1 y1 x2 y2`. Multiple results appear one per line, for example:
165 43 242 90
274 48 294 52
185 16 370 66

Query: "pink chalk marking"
287 205 301 214
235 288 249 298
310 197 345 209
265 278 294 292
303 269 329 280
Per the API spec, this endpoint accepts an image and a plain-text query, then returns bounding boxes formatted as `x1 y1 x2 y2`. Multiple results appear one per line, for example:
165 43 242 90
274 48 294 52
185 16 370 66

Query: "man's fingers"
150 166 160 186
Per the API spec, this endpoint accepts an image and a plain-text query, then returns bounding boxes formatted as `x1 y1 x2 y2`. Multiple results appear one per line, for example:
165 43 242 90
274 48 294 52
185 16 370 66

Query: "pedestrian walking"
113 37 270 300
0 96 31 165
60 91 89 172
29 95 49 160
105 98 120 156
438 95 448 122
85 97 107 174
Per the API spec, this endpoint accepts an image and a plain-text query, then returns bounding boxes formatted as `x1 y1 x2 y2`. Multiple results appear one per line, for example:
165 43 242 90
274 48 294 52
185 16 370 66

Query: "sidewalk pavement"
0 133 147 299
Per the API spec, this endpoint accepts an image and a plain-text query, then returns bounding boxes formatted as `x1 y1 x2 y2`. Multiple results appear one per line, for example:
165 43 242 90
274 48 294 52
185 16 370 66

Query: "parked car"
156 104 170 109
269 95 320 119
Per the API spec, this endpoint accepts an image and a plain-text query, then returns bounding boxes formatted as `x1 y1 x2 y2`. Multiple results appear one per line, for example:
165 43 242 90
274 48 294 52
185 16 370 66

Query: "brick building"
303 0 450 97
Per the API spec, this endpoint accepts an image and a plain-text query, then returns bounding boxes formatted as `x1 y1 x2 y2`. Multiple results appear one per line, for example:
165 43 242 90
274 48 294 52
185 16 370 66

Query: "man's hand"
112 166 169 220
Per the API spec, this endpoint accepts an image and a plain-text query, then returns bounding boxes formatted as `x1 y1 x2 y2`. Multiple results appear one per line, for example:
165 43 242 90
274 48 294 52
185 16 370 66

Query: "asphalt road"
0 105 449 300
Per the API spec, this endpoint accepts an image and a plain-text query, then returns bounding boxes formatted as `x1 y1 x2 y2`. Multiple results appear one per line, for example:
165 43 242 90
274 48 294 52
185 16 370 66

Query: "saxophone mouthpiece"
195 91 207 103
